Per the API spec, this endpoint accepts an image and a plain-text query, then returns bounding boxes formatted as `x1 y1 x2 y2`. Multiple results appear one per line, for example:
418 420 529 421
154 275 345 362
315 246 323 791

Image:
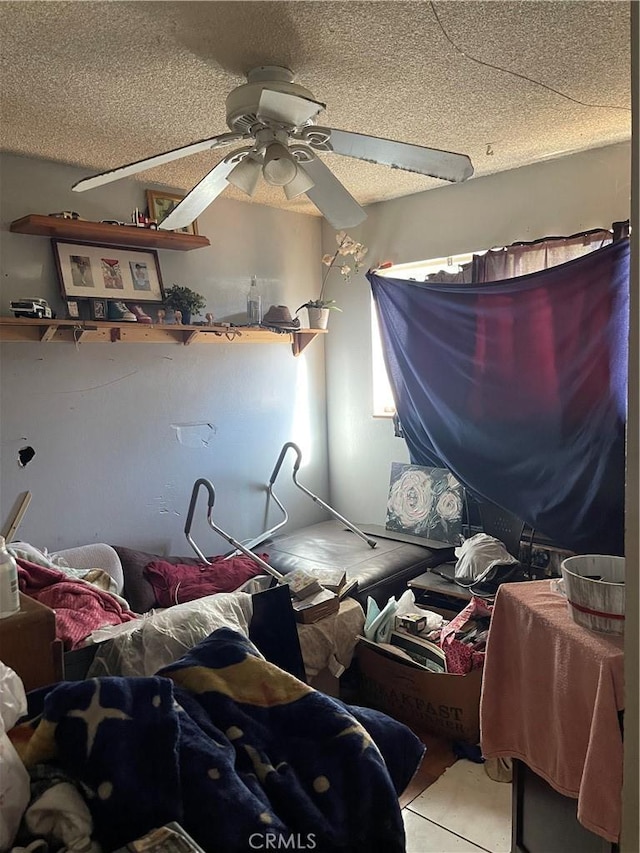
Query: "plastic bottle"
246 275 262 325
0 536 20 619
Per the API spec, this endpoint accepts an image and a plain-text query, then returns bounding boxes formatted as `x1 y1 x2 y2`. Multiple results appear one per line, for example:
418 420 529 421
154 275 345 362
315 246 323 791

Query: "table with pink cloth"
480 580 624 843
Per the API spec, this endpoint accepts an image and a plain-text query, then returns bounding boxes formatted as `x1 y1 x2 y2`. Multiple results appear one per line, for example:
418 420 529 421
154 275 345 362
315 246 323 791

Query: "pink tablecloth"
480 580 624 843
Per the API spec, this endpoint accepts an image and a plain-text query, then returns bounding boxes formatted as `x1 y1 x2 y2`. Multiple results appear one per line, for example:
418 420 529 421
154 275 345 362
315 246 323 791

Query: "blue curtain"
368 239 630 555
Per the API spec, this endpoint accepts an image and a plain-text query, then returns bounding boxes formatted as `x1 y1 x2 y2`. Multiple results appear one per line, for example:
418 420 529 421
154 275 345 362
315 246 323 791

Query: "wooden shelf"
9 214 210 251
0 317 326 355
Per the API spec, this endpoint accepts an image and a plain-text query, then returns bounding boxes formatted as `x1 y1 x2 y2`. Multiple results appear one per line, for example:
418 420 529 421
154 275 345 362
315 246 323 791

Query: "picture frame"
52 239 165 303
89 297 107 320
66 299 80 319
146 190 199 235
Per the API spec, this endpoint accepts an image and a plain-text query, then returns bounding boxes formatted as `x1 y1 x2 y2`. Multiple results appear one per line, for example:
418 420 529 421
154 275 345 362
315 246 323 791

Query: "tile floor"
401 735 512 853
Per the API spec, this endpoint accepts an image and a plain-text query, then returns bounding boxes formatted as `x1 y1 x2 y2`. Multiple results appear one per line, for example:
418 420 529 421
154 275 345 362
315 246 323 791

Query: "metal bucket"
560 555 625 635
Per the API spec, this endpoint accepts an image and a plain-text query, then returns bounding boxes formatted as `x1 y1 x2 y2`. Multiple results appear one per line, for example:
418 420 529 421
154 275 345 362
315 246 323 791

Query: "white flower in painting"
436 490 462 522
322 254 335 266
387 469 434 528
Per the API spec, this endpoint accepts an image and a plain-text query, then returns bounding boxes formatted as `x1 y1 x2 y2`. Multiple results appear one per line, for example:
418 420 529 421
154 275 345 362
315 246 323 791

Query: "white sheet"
85 591 256 677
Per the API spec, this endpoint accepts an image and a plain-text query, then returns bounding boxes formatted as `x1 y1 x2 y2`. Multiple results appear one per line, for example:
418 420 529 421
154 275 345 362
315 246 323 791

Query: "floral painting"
385 463 464 544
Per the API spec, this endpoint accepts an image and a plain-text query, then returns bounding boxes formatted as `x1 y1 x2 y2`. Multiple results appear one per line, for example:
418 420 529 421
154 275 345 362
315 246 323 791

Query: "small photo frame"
66 299 80 319
52 239 164 303
89 298 107 320
146 190 199 235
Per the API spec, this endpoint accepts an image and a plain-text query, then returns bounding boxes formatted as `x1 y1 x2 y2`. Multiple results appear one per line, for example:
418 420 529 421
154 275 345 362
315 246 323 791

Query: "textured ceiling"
0 1 631 219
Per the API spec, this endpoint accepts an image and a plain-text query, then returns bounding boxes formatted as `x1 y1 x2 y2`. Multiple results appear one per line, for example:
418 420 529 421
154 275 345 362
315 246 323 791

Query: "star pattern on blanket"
68 681 132 756
168 657 313 706
334 714 376 754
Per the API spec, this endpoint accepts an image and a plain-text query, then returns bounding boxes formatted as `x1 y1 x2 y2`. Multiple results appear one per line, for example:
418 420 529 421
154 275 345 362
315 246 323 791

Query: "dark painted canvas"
385 463 463 545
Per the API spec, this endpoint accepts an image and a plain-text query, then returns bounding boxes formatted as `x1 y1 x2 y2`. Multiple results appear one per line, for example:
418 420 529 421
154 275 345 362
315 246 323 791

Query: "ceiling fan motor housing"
226 66 319 133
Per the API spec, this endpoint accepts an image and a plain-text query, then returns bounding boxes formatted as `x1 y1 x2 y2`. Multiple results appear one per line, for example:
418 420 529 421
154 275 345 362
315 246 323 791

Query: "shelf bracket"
39 325 58 342
292 331 319 356
110 327 121 342
183 330 200 346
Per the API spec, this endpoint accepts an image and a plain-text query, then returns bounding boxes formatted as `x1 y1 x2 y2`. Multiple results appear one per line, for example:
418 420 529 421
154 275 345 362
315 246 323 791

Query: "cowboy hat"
262 305 301 330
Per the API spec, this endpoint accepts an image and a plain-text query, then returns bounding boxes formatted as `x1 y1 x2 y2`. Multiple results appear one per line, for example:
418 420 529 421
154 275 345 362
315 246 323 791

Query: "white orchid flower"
316 232 368 306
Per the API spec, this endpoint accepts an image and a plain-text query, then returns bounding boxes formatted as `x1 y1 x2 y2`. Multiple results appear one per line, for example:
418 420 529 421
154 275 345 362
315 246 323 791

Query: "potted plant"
163 284 206 325
297 231 368 329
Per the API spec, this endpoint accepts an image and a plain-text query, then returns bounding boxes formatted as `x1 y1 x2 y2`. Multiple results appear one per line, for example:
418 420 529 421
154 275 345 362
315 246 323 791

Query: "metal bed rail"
183 441 376 571
265 442 377 550
184 478 285 583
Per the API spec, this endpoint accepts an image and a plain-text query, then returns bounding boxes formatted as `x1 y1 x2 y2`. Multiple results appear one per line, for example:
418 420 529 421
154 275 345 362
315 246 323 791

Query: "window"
371 229 617 417
371 251 482 417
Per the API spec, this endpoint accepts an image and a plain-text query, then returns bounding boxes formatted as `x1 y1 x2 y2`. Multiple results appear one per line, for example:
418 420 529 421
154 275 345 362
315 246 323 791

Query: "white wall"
0 153 328 555
323 142 632 524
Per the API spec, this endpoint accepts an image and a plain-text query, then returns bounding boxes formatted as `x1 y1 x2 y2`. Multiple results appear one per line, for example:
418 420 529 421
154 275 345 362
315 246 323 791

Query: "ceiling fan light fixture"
227 154 263 196
262 142 298 186
70 67 474 229
283 166 315 200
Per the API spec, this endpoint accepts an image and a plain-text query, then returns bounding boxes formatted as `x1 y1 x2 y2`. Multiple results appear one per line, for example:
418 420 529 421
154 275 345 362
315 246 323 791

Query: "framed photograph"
146 190 199 235
52 240 164 303
66 299 80 319
89 298 107 320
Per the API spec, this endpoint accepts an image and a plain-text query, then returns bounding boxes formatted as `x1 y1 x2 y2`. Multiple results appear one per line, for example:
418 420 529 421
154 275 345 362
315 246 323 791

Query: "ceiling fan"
72 66 474 230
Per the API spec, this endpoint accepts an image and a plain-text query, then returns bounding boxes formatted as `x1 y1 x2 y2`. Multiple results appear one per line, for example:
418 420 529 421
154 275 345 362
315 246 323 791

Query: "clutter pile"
362 589 492 675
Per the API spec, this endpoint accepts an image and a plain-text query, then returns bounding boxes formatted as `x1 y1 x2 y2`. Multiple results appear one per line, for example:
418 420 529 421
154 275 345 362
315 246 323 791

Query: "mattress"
260 519 453 606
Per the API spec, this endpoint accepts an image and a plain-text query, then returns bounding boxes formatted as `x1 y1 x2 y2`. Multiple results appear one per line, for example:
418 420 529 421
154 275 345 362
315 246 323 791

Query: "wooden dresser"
0 593 63 690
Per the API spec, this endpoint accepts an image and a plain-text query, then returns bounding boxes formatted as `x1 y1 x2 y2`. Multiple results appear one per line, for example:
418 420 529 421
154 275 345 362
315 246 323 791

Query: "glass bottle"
246 275 262 325
0 536 20 619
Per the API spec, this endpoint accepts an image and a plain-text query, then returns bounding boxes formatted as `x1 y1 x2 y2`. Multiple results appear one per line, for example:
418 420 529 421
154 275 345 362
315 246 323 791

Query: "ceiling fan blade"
158 158 237 230
257 89 325 127
325 129 474 183
72 132 248 192
299 157 367 229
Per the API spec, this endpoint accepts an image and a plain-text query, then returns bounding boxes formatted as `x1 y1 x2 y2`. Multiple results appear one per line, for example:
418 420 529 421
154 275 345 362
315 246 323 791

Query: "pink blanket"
17 558 137 650
143 555 264 607
480 580 624 843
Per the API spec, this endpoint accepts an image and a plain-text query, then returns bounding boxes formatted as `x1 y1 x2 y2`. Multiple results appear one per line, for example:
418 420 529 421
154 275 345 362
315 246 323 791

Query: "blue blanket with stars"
22 628 424 852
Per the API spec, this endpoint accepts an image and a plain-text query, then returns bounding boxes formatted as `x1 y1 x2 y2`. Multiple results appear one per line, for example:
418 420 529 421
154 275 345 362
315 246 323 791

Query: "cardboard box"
356 639 483 743
396 612 427 634
416 603 459 622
